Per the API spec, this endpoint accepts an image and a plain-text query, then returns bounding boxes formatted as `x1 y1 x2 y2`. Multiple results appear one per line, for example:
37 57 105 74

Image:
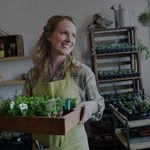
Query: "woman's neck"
49 55 66 79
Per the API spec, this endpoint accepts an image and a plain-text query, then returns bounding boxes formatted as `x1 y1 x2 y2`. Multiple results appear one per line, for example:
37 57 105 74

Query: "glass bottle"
10 43 17 56
0 40 5 58
6 46 12 57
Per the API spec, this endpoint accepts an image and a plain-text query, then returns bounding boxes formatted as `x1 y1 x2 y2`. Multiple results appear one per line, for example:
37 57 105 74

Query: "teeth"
62 44 70 48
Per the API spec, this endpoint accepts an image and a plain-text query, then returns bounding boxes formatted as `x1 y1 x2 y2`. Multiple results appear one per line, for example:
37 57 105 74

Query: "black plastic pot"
0 134 32 150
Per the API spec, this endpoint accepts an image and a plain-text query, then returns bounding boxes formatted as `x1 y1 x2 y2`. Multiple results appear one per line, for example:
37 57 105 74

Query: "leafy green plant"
138 11 150 25
0 99 12 115
0 96 77 117
137 39 150 59
0 132 20 143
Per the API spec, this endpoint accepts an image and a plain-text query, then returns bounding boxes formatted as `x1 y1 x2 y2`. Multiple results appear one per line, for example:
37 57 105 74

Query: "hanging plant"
138 11 150 26
137 39 150 59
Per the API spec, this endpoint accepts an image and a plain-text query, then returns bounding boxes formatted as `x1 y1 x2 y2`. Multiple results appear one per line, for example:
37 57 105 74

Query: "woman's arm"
74 65 105 123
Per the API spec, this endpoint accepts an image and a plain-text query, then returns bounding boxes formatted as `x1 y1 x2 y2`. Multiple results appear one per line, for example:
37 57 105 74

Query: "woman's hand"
73 101 98 124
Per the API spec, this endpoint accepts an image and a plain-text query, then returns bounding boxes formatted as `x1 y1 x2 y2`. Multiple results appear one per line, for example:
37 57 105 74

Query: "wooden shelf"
115 129 150 150
89 27 144 149
92 51 139 58
0 79 25 86
97 77 142 83
0 56 31 62
110 104 150 150
110 104 150 127
0 56 31 86
91 27 135 33
128 118 150 128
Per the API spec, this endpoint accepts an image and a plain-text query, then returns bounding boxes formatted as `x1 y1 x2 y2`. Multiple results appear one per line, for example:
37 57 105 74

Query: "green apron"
32 72 89 150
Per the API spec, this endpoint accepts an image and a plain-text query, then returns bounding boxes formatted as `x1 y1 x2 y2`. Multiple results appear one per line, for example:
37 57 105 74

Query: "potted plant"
0 132 32 150
138 11 150 26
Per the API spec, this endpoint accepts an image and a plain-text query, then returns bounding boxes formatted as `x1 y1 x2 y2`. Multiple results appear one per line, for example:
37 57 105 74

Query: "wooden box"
0 108 82 135
0 35 24 56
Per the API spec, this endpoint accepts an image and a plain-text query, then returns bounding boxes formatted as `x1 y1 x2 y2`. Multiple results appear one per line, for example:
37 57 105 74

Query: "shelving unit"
0 56 31 86
95 52 142 94
88 27 144 149
89 27 143 95
110 104 150 150
0 56 33 98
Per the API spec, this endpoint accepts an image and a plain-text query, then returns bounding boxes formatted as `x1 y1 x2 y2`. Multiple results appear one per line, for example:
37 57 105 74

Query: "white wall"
0 0 150 98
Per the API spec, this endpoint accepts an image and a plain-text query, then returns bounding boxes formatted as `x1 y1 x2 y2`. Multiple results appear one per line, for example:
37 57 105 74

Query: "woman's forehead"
55 20 76 32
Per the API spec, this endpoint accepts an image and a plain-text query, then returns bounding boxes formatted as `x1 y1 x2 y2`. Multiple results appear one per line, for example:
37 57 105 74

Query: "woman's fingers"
73 102 84 110
73 101 98 124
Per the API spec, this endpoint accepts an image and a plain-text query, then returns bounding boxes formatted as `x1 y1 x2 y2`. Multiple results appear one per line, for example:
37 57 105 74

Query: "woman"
22 15 105 150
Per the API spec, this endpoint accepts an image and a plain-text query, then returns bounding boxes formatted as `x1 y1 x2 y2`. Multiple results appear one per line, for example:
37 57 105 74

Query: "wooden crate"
0 108 82 135
0 35 24 56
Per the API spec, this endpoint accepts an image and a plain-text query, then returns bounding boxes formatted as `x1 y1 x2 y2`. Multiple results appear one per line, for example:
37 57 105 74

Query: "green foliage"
138 11 150 25
0 99 12 115
137 39 150 59
0 96 77 117
0 132 20 143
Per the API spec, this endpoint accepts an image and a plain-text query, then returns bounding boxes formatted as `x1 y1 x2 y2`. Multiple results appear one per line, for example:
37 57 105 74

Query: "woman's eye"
60 31 76 39
72 34 76 38
61 32 67 35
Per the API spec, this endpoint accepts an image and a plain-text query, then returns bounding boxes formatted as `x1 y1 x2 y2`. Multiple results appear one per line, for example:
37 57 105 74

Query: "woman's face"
47 19 76 56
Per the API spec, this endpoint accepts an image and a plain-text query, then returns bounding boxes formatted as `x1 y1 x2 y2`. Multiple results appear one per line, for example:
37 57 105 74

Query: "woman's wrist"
91 101 98 114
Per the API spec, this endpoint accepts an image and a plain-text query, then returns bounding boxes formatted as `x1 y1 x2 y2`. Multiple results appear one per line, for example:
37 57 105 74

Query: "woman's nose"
66 35 72 42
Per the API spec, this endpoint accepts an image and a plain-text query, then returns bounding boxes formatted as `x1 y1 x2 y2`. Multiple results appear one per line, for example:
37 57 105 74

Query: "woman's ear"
46 32 52 41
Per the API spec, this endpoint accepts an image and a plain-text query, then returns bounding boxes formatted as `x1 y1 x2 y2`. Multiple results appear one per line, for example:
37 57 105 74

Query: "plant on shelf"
138 11 150 26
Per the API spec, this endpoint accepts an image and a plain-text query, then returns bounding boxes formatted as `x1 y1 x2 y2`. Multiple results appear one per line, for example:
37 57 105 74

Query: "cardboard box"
0 108 81 135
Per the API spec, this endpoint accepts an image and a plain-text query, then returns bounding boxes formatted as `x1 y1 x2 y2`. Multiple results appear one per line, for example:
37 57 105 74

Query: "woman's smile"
47 19 76 56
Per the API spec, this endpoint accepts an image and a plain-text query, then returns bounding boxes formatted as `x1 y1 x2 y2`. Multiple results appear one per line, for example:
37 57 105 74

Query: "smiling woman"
45 19 76 57
22 15 105 150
